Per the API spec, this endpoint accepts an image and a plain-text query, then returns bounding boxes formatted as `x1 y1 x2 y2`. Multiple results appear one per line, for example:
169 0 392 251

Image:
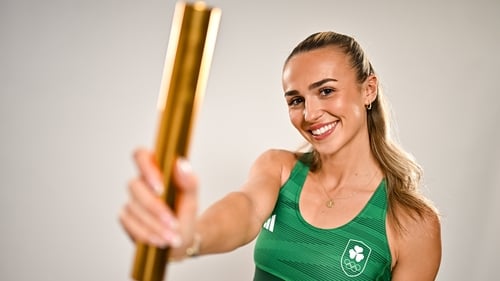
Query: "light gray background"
1 0 499 280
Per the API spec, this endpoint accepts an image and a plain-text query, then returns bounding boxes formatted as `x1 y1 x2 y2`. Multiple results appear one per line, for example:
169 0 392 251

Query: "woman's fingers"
129 177 178 230
119 202 166 247
121 177 181 247
130 179 180 245
119 148 182 248
120 148 200 256
133 147 164 194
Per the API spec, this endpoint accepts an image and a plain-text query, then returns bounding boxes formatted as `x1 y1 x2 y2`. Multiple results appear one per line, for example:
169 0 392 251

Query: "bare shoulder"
254 148 298 164
238 149 301 229
250 149 300 183
405 208 441 236
390 207 442 280
398 209 441 251
242 149 301 207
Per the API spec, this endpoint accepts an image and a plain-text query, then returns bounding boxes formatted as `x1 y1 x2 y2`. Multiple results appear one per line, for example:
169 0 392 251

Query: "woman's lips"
309 121 338 139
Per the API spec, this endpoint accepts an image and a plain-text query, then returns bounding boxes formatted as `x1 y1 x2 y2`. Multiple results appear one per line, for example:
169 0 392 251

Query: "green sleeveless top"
253 155 392 281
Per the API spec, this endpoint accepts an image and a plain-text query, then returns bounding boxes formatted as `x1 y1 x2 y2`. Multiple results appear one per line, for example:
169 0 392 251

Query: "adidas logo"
263 214 276 232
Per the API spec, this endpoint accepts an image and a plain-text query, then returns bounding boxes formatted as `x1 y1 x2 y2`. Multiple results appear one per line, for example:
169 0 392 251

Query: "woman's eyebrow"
308 78 338 90
284 78 338 97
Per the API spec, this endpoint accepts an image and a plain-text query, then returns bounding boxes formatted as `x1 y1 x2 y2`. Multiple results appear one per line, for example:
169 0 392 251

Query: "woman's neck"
316 141 381 189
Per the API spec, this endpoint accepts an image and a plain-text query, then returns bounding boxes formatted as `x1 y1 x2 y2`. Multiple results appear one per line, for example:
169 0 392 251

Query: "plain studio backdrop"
1 0 499 280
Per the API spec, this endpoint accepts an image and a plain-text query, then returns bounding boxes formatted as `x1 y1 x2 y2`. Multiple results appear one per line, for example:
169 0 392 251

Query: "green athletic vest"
253 154 392 280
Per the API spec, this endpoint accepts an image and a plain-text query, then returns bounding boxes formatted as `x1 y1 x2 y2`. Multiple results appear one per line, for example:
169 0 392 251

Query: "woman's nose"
303 99 323 122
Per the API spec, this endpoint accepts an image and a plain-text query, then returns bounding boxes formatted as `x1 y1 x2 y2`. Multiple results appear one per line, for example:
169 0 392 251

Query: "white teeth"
311 122 335 136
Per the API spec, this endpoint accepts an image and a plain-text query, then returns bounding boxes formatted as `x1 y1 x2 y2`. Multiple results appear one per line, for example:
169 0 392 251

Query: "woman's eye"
320 88 334 96
288 97 303 106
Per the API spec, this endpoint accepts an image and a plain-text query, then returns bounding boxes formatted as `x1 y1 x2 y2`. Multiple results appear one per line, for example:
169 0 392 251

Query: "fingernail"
147 176 164 195
177 158 192 175
162 232 182 248
170 234 182 248
152 182 164 195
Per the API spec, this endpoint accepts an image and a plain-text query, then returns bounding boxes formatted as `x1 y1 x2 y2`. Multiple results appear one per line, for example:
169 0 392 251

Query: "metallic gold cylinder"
131 2 221 281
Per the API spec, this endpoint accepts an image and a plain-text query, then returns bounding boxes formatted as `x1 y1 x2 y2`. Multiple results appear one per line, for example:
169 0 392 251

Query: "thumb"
173 157 198 195
166 158 199 259
173 157 198 232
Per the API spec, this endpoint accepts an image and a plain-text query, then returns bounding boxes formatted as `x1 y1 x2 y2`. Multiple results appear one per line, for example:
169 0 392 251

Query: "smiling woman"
119 31 441 281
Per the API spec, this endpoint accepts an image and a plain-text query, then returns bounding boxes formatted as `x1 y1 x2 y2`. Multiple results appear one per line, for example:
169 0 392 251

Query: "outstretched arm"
192 149 286 256
119 148 287 260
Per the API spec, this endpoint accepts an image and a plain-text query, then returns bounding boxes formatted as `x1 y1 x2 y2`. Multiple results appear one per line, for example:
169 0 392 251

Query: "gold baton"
131 2 221 280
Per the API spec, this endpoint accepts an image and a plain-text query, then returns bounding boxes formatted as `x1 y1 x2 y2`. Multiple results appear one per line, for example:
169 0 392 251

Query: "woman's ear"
364 75 378 105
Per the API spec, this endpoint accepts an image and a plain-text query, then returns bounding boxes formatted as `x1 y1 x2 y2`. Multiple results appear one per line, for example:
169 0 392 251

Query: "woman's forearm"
195 191 262 255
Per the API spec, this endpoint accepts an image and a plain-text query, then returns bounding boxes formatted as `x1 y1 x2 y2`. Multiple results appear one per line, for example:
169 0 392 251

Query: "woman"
120 31 441 280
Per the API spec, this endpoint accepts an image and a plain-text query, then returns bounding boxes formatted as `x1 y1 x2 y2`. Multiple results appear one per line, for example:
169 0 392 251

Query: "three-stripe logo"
263 214 276 232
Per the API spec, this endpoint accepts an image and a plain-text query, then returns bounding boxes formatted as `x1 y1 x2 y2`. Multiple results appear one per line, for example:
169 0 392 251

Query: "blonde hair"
287 31 436 231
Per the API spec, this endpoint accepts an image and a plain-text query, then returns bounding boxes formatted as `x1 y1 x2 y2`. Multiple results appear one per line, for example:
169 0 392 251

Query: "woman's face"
282 47 377 156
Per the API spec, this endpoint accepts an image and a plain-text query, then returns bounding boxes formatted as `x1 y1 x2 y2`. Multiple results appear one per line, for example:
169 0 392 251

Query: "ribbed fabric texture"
254 155 392 281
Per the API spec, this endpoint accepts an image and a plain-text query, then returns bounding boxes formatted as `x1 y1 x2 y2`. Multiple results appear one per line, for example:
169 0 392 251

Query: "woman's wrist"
185 233 202 258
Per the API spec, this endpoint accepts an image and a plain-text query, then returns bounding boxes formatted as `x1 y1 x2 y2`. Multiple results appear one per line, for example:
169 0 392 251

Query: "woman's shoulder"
253 149 305 184
255 148 304 167
399 206 441 239
395 195 441 233
390 196 441 239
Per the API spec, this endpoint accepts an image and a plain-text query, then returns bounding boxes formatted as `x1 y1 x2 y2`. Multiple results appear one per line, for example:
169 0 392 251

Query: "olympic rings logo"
343 258 362 272
341 239 371 277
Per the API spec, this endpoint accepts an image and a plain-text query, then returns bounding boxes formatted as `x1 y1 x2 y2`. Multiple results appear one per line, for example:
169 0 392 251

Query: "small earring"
366 102 372 110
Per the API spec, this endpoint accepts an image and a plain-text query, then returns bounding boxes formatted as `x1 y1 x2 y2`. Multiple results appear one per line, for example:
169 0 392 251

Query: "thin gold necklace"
318 171 378 208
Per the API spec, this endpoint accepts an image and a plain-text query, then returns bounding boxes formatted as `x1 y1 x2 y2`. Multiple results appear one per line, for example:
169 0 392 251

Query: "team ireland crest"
340 239 372 277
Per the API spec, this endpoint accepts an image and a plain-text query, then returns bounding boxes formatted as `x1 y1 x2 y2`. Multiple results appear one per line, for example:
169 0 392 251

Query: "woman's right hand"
119 148 199 258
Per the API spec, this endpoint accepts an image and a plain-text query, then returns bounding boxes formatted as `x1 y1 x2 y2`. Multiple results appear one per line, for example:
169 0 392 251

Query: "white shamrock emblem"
349 245 365 262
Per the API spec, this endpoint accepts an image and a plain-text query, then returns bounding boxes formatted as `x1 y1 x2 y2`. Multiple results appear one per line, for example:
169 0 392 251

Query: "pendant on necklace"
326 199 334 208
